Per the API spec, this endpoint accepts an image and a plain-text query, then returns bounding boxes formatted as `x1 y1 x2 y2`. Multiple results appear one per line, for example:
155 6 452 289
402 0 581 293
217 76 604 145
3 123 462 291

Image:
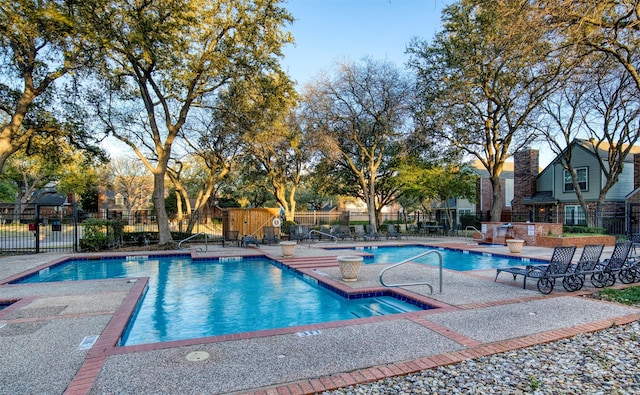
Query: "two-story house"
97 190 153 223
511 139 640 230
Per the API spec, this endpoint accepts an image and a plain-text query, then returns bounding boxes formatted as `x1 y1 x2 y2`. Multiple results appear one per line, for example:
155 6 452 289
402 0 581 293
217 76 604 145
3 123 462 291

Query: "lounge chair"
495 246 577 293
630 233 640 255
262 226 279 245
241 235 260 248
290 225 309 242
319 224 332 239
561 244 604 292
385 224 404 240
590 241 633 288
335 225 351 240
353 224 367 241
365 224 381 241
224 230 240 247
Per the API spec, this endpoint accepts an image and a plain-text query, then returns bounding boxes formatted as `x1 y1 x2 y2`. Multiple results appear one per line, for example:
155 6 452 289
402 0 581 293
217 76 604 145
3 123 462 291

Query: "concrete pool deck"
1 237 639 394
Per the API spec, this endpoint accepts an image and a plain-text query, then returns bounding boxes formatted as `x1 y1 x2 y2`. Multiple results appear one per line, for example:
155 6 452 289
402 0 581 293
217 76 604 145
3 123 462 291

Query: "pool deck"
1 237 640 394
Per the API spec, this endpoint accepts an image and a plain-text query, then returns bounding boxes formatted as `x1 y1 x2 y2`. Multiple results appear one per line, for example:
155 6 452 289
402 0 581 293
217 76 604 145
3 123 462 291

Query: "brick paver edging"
240 312 640 395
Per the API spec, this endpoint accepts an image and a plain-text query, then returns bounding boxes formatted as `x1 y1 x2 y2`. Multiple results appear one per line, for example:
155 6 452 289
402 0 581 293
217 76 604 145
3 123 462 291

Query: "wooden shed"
222 208 281 239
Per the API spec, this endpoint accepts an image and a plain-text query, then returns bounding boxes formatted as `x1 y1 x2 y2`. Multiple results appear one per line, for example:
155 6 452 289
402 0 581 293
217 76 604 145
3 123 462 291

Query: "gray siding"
605 163 633 201
536 166 553 192
553 148 602 202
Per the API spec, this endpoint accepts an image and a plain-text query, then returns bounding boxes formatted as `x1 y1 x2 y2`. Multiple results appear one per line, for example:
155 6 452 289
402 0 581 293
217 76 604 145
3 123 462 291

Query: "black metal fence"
88 210 223 235
0 207 78 254
1 205 632 255
280 208 628 236
0 208 226 255
508 209 626 236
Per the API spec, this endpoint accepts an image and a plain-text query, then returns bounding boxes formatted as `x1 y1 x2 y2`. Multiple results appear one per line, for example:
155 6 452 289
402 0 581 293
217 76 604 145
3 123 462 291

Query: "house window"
563 167 588 192
564 205 586 225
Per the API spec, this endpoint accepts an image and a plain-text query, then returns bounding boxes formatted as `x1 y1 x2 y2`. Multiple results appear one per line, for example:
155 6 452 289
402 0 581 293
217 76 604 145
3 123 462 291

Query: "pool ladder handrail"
379 250 442 294
305 230 338 247
465 226 485 244
178 232 208 251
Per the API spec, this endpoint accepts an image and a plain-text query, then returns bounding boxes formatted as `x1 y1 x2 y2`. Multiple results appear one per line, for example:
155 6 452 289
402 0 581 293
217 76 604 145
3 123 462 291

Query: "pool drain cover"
296 330 322 337
186 351 210 362
77 335 99 350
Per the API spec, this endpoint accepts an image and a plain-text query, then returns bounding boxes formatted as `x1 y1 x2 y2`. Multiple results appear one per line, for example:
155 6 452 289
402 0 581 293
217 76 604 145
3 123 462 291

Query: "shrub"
80 218 124 251
282 220 297 235
562 225 606 234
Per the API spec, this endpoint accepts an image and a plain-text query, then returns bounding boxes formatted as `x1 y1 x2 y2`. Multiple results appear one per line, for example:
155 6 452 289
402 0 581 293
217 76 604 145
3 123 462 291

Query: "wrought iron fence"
508 210 626 236
87 210 223 236
3 205 630 255
0 211 78 254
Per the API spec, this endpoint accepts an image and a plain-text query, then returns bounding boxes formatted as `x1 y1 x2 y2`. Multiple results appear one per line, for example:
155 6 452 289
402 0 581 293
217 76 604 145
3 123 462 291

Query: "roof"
472 160 514 179
572 138 640 162
29 191 68 206
523 191 557 205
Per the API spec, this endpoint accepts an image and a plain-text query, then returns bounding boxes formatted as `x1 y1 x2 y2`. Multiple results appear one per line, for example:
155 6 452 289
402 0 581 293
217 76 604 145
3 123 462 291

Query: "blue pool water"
14 256 425 345
357 245 541 271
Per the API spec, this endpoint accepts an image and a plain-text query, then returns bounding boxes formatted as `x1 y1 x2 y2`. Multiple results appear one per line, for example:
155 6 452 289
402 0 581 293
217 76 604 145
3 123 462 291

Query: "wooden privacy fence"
222 208 281 239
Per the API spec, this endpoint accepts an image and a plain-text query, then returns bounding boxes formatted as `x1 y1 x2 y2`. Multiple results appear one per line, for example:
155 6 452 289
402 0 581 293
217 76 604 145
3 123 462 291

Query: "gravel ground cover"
324 320 640 395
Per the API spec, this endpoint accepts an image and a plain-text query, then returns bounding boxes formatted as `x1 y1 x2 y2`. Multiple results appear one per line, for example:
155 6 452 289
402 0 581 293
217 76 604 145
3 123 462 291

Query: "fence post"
35 204 40 253
627 203 632 237
73 202 79 252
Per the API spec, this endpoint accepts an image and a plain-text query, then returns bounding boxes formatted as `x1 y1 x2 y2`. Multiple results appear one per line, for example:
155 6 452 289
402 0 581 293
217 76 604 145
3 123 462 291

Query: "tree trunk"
175 190 184 233
287 190 296 224
367 176 377 230
12 194 22 223
153 173 173 245
126 205 135 226
185 207 203 234
489 176 504 222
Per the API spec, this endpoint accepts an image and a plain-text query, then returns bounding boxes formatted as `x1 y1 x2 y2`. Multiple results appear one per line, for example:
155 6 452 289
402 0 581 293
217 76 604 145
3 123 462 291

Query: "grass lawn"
597 286 640 307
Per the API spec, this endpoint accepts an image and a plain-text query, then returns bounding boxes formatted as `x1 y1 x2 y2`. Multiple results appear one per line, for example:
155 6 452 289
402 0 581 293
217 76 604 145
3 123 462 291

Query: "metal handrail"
305 230 338 247
178 232 208 251
465 226 485 243
379 250 443 294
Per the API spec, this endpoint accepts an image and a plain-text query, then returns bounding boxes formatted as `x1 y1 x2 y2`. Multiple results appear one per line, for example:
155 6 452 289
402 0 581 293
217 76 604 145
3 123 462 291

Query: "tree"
539 55 640 223
0 0 101 173
302 58 413 230
247 109 305 223
2 136 100 217
537 1 640 93
3 151 58 218
80 0 293 244
205 72 301 222
408 0 563 222
395 159 477 227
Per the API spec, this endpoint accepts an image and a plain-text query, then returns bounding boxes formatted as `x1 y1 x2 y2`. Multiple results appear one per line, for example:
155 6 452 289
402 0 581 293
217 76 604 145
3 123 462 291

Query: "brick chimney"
512 149 539 213
634 153 640 190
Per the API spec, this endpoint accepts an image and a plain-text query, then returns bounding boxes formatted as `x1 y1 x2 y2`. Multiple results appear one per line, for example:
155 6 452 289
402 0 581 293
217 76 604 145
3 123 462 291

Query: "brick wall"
481 221 561 245
512 149 539 213
635 153 640 190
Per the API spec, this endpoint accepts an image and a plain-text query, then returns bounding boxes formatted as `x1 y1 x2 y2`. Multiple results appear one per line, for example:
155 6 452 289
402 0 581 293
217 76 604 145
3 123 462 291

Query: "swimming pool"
13 255 427 345
354 245 544 271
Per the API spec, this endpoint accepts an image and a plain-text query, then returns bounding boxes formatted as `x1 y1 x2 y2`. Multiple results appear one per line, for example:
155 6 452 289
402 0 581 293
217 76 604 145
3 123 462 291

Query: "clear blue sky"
281 0 451 86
